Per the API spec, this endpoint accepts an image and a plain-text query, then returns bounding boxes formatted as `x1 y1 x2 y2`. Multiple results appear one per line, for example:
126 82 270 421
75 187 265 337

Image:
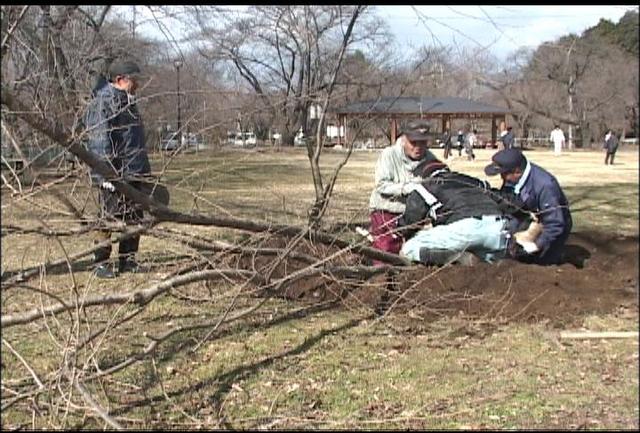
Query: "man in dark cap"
397 159 511 266
367 120 438 264
484 148 572 265
84 58 151 278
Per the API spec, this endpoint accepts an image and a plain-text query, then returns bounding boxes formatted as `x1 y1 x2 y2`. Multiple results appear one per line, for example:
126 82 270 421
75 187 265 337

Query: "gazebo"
332 96 511 145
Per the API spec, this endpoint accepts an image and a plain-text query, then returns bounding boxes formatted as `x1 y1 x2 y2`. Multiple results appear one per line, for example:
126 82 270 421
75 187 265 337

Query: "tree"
187 6 388 147
478 33 639 147
1 7 410 428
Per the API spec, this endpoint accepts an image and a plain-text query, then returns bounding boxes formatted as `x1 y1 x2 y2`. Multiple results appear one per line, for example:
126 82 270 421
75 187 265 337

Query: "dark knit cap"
108 59 142 80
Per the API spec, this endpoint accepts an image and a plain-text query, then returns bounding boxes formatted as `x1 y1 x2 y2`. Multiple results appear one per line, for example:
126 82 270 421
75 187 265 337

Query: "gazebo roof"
333 96 509 116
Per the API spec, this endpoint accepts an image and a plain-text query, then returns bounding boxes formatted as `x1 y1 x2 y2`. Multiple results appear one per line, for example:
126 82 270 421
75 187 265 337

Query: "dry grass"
1 145 638 429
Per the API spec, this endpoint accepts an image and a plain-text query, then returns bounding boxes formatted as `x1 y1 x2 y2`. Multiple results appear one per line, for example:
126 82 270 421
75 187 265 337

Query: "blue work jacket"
84 84 150 184
510 161 572 261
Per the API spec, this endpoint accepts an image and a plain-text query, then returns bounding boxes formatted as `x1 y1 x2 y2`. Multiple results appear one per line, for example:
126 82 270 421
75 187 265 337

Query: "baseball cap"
108 59 142 80
402 120 431 142
484 148 526 176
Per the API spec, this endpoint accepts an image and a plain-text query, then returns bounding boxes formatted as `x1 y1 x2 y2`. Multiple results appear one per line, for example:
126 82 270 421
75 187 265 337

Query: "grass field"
1 145 638 429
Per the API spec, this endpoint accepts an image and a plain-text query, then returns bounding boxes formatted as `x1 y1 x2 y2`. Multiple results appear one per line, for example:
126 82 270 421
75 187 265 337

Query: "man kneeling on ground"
485 148 572 265
397 159 511 266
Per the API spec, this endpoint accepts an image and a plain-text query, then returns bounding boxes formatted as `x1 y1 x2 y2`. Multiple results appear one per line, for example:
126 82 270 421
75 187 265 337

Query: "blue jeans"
401 215 510 263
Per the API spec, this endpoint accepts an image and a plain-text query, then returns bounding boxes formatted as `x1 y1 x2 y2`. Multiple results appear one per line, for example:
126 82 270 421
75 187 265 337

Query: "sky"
128 5 639 61
378 5 638 60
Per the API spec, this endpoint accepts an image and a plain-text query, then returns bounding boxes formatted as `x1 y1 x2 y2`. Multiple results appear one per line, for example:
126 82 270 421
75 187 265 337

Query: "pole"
176 64 181 144
568 75 573 151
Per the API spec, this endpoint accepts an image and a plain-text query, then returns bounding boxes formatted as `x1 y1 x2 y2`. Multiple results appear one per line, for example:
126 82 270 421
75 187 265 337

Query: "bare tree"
187 6 387 146
478 35 639 148
1 6 413 428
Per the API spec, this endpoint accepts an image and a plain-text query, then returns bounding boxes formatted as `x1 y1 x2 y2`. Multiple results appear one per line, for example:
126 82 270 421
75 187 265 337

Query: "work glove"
508 238 538 259
100 181 116 192
401 182 420 195
516 239 539 254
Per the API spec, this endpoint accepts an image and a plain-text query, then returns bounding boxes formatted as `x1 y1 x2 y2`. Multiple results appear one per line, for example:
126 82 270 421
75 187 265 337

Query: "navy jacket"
505 162 572 261
501 130 515 149
604 134 619 152
85 84 150 185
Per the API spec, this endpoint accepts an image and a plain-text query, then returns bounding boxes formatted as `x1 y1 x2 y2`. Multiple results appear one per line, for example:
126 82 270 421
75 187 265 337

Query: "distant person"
64 150 77 171
85 59 152 278
456 129 464 156
463 129 477 161
603 129 619 165
501 126 515 150
550 125 565 156
441 127 453 160
368 120 438 264
485 148 572 265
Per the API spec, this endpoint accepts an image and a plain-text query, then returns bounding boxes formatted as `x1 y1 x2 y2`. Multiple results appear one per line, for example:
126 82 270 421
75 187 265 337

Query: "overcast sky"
129 5 638 61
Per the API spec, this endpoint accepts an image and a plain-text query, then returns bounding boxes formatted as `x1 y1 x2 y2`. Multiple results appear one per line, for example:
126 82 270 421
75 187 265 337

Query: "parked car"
232 131 257 147
160 132 180 151
184 133 203 149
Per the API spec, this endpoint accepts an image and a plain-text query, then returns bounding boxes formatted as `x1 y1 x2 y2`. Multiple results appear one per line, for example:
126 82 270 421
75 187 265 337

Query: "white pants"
553 140 563 155
401 215 510 263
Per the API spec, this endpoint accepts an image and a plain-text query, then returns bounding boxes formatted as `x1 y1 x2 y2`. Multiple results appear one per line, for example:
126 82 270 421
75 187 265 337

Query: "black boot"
93 249 116 279
419 248 478 267
94 263 116 279
118 256 141 274
118 236 141 273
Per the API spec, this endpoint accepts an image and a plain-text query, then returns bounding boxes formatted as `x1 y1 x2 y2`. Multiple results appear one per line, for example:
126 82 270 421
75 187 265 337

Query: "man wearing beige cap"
367 120 438 264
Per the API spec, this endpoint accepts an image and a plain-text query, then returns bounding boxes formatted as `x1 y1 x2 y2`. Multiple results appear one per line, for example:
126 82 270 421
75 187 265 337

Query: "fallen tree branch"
559 331 639 340
2 261 395 329
1 87 409 267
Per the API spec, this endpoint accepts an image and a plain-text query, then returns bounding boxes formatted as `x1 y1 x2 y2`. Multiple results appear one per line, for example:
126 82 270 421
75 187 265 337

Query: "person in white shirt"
463 129 477 161
549 125 565 156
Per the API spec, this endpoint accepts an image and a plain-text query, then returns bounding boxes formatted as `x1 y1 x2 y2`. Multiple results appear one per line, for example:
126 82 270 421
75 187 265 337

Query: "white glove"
401 182 420 195
100 181 115 192
355 226 374 243
516 239 539 254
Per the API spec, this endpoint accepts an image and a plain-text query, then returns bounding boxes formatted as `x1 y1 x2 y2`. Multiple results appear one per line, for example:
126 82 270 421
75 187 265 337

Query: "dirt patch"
265 231 638 327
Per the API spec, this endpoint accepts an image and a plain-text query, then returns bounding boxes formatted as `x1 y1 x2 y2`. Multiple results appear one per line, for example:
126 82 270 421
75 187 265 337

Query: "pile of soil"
268 231 638 327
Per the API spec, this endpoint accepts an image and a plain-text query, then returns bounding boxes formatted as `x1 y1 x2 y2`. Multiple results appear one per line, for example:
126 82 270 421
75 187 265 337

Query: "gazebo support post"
491 115 498 147
390 117 398 144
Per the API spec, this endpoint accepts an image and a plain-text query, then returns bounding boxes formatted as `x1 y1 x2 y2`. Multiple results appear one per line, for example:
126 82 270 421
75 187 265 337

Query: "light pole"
174 59 183 144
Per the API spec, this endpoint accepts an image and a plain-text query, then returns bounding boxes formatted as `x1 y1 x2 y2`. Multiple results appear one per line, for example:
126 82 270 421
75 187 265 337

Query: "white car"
161 133 180 151
233 132 257 146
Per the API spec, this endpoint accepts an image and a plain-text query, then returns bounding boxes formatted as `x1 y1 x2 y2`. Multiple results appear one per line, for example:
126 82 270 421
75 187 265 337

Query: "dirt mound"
270 231 638 327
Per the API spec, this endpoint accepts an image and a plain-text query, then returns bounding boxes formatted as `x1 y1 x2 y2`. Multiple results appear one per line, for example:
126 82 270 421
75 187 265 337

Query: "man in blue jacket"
484 148 572 265
85 59 151 278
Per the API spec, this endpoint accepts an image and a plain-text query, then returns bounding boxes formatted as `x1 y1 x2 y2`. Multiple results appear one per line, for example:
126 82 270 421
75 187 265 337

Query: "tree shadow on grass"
102 300 368 426
1 253 193 282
